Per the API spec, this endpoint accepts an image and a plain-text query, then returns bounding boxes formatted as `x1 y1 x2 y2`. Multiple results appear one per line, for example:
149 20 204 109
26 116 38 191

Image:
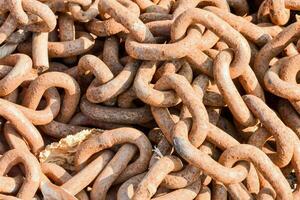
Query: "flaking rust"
0 0 300 199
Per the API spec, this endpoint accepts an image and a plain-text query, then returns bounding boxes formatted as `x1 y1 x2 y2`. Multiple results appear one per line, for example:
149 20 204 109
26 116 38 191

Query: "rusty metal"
0 149 41 199
214 50 256 127
80 95 153 124
255 21 300 86
22 72 81 123
75 128 152 182
0 0 299 199
133 155 183 199
39 120 89 138
18 32 95 58
0 98 44 154
58 12 77 65
41 162 89 199
85 56 139 103
42 150 113 198
0 54 33 96
91 144 137 200
68 0 100 22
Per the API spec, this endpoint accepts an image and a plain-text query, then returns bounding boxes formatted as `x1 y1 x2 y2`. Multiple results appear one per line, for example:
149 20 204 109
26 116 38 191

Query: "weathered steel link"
173 8 251 78
75 128 152 182
70 112 125 129
0 98 44 154
39 122 90 139
0 0 56 44
42 150 113 198
80 95 153 124
125 28 202 60
87 0 140 37
0 54 32 96
68 0 100 22
32 32 49 72
0 149 41 199
264 56 300 101
22 72 81 123
91 144 137 200
19 0 56 32
134 61 182 107
278 99 300 138
254 21 300 86
173 119 250 185
214 49 257 127
17 32 95 58
41 162 89 199
269 0 290 25
133 155 183 199
86 57 140 103
103 36 124 75
0 15 18 45
204 6 272 47
58 12 77 65
243 95 294 167
99 0 155 43
153 73 209 147
0 1 299 199
219 144 293 199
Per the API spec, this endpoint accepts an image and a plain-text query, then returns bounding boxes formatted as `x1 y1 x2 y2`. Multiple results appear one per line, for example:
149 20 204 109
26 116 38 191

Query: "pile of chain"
1 0 300 199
